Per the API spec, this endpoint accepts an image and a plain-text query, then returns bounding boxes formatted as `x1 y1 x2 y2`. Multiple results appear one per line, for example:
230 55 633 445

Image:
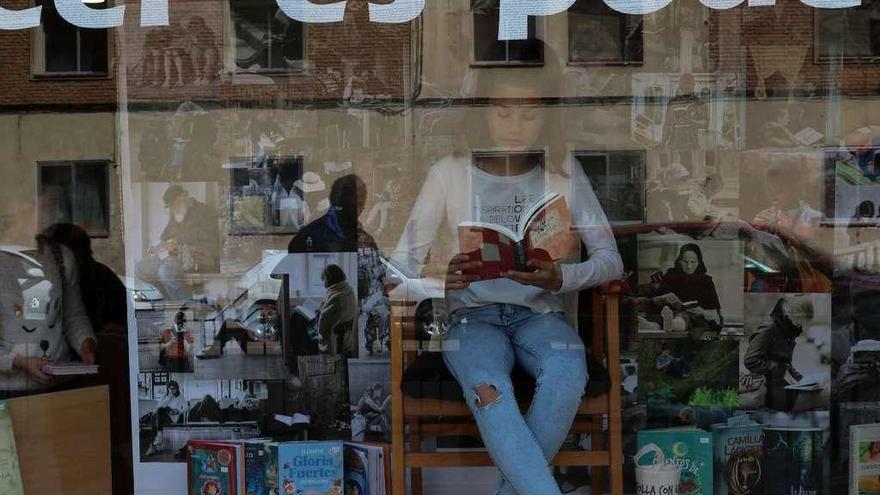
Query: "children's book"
851 424 880 495
710 416 763 495
277 441 343 495
187 440 244 495
637 427 713 495
458 192 579 279
0 401 23 495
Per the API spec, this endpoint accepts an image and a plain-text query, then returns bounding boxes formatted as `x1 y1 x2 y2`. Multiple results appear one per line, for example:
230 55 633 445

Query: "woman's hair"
167 380 180 393
322 264 347 286
36 223 92 263
674 243 708 274
854 200 876 220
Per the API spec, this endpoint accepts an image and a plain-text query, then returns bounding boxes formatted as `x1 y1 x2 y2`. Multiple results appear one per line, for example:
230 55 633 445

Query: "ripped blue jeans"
441 304 588 495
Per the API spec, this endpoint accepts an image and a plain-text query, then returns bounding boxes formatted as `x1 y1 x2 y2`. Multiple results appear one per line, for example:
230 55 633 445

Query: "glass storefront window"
4 1 880 494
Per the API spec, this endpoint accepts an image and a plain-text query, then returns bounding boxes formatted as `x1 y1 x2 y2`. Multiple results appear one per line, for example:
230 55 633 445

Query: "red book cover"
458 193 579 280
187 440 243 495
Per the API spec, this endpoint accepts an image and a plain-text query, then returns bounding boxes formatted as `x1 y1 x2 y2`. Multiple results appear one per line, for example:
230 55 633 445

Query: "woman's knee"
463 378 514 412
539 354 588 392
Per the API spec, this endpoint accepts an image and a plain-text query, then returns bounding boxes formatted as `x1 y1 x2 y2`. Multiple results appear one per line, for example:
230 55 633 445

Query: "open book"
458 192 580 280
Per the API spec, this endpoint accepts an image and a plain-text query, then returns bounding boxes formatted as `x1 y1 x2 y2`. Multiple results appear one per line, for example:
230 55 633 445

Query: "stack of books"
186 439 390 495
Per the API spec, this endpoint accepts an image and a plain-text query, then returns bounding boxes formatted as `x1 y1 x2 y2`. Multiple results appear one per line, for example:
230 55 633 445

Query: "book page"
523 196 580 265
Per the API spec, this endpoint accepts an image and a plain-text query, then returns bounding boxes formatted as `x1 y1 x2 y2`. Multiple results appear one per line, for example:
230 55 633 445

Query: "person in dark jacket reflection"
744 294 813 411
37 223 133 493
288 174 370 253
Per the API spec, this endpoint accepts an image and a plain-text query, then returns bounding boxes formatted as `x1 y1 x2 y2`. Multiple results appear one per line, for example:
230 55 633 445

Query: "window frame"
225 0 309 77
227 154 307 236
813 6 880 64
36 160 113 238
566 2 644 67
469 1 545 68
29 0 111 79
571 149 646 225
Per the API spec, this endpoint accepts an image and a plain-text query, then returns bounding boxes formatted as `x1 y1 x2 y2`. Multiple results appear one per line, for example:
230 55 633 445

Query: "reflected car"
120 276 164 311
380 256 448 340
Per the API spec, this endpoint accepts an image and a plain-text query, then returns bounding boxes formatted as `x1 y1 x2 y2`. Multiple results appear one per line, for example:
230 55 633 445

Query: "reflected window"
33 0 109 76
471 0 543 65
231 0 305 72
38 161 111 236
574 151 645 224
568 0 642 64
229 155 306 234
817 0 880 61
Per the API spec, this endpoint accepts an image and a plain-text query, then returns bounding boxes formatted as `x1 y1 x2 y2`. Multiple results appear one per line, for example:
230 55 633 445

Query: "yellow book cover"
0 401 23 494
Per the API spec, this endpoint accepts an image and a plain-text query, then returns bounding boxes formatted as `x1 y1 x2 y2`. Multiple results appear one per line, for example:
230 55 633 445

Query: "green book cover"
0 401 24 494
637 427 713 495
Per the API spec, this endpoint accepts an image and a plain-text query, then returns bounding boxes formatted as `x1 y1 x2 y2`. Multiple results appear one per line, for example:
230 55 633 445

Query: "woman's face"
679 250 699 275
485 84 545 150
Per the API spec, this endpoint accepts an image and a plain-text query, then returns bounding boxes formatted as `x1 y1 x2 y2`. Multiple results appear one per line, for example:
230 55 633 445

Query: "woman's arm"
744 329 775 375
389 162 449 275
59 246 97 364
555 161 624 293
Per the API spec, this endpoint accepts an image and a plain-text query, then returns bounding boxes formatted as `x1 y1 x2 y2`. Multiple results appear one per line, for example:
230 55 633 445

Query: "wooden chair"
390 283 624 495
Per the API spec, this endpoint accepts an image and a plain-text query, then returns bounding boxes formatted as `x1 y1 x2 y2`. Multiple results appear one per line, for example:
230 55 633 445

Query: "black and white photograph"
831 285 880 403
137 373 302 463
273 252 359 359
228 155 309 235
739 293 831 412
347 360 391 442
137 308 196 374
192 255 288 380
635 234 744 339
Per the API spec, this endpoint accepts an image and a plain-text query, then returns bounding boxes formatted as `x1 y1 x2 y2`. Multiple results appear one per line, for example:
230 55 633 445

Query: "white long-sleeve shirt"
391 155 623 314
0 244 95 391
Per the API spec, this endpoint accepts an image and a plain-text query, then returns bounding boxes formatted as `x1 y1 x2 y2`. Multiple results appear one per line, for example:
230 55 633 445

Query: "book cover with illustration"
637 427 713 495
243 440 272 495
0 401 23 495
840 402 880 471
851 424 880 495
187 441 243 495
458 192 579 279
344 442 372 495
710 416 763 495
762 427 823 495
277 441 343 495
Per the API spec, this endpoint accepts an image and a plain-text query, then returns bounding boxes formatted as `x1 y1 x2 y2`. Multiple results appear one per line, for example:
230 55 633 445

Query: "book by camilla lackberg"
277 440 343 495
850 424 880 495
637 427 713 495
710 416 763 495
458 192 580 280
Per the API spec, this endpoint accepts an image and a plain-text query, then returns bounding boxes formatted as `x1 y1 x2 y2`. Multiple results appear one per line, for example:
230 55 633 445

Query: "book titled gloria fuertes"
458 192 580 280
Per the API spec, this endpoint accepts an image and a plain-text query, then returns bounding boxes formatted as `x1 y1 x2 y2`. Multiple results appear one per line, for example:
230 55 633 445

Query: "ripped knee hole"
473 383 500 408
